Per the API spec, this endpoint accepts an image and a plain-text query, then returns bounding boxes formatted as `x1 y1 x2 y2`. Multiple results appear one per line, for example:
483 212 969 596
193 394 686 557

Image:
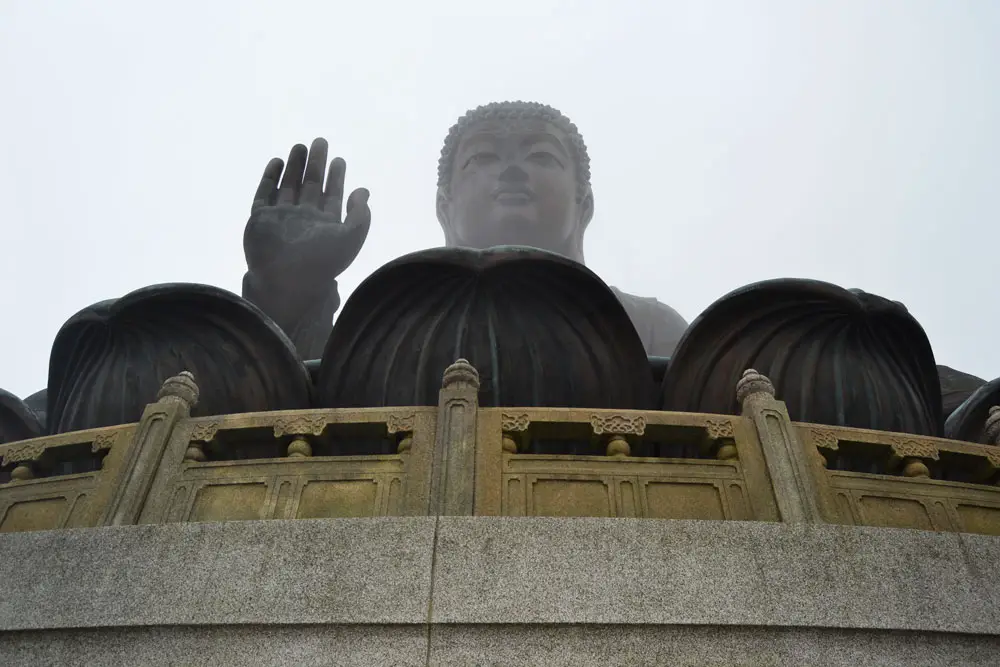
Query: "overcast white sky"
1 1 997 399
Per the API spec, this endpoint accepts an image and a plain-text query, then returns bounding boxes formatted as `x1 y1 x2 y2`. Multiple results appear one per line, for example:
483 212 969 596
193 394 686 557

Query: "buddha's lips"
492 187 535 203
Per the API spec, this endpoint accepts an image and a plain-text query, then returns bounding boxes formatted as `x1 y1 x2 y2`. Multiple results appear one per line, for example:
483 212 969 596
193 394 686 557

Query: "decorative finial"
156 370 199 408
736 368 775 407
984 405 1000 446
442 358 480 390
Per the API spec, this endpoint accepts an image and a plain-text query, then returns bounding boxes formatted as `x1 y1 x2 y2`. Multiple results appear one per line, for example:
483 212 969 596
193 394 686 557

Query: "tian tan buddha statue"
2 101 998 454
242 101 688 361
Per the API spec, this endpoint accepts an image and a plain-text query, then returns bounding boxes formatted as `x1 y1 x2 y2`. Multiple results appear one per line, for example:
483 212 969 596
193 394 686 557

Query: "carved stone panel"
704 418 735 441
91 431 118 453
272 415 328 438
590 414 646 436
0 441 45 466
501 413 530 433
189 421 222 444
386 413 416 434
890 438 940 461
811 429 840 452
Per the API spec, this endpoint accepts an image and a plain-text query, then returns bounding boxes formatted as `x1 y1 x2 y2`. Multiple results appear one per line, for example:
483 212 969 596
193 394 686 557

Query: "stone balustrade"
1 361 999 536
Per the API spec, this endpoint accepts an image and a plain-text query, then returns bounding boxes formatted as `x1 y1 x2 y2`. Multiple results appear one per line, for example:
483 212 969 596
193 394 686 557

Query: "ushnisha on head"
436 101 595 262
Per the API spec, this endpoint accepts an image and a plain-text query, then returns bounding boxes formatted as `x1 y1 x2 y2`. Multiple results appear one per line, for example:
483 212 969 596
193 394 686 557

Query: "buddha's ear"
436 187 455 243
578 187 595 231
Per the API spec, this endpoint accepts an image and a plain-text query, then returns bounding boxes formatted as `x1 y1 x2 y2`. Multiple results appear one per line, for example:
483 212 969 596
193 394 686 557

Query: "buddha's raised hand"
243 138 371 290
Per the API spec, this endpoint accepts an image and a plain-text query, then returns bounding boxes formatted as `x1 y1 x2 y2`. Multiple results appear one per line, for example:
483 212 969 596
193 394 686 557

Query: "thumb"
338 187 371 253
344 187 371 233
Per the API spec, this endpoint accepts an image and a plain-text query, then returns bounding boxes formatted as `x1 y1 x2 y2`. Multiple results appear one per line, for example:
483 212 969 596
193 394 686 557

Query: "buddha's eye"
527 151 563 168
463 152 500 168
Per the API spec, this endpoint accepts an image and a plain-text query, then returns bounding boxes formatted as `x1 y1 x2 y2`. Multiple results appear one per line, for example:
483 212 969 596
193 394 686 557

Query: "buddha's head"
436 101 594 262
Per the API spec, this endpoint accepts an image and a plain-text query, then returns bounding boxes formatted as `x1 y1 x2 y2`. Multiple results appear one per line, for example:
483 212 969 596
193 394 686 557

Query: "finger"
277 143 308 205
252 158 283 211
321 157 347 219
300 138 328 206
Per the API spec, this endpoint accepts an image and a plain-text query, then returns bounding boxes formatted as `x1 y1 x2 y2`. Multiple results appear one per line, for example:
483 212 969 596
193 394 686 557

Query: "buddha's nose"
498 164 528 183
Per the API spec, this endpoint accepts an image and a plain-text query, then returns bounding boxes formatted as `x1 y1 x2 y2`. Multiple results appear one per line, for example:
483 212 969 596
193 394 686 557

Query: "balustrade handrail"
0 364 998 536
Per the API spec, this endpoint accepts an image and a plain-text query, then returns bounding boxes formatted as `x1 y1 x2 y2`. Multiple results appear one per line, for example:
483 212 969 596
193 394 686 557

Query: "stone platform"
1 517 998 666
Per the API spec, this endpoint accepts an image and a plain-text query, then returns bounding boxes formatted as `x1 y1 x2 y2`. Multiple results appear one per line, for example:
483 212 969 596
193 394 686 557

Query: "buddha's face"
438 119 593 258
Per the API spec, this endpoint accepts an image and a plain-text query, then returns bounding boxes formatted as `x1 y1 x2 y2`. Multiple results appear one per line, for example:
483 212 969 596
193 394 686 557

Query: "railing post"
99 371 199 526
737 369 831 523
429 359 480 516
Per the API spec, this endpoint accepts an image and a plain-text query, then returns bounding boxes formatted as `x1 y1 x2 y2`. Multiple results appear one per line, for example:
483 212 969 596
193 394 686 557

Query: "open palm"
243 138 371 284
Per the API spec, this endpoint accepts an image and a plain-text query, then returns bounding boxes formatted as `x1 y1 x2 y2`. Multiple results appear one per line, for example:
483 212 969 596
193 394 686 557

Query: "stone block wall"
1 517 998 666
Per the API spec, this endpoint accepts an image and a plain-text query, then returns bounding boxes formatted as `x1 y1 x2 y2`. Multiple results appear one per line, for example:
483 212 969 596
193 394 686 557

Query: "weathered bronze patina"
662 279 943 436
1 100 1000 546
241 101 688 361
46 284 310 434
0 100 995 447
316 246 653 413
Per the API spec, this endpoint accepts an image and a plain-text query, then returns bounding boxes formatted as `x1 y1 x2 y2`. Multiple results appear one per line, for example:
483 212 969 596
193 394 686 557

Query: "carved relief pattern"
735 369 775 406
501 413 530 432
91 431 118 453
273 415 328 438
890 437 940 461
704 418 734 440
591 414 646 436
441 359 481 390
189 421 221 443
386 413 416 434
811 429 840 451
1 441 46 466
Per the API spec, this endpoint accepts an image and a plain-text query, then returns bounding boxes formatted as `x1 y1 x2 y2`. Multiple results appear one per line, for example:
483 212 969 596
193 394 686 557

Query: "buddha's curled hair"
437 101 592 201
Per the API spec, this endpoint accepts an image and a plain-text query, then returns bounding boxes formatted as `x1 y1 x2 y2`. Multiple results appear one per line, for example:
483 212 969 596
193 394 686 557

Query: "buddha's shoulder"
610 287 687 328
609 287 688 357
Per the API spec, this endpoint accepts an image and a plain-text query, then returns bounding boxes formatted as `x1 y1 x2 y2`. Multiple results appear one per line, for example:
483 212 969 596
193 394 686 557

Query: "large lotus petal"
661 279 942 436
0 389 43 445
47 283 311 434
316 247 653 410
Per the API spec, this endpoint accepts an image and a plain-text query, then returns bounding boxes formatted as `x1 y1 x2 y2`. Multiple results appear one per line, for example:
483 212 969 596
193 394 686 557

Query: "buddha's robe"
243 272 689 361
